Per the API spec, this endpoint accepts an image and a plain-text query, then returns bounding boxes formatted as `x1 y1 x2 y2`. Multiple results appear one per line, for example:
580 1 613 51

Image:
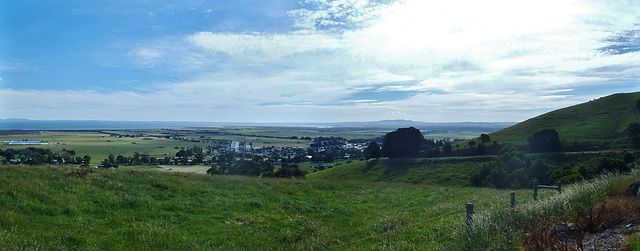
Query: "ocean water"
0 120 221 130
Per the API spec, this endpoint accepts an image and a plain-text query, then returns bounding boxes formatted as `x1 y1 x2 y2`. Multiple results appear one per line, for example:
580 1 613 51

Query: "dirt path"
155 165 210 174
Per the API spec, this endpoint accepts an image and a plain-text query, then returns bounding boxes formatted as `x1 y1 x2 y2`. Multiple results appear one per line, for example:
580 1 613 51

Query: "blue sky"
1 0 639 123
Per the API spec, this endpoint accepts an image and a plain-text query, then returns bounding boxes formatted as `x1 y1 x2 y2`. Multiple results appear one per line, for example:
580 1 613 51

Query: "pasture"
0 165 550 250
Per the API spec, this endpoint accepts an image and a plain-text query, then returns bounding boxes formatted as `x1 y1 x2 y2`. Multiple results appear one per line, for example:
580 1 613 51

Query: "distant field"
0 131 212 164
0 128 491 165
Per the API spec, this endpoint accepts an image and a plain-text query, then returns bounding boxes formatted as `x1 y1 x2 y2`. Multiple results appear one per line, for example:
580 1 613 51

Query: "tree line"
0 147 90 165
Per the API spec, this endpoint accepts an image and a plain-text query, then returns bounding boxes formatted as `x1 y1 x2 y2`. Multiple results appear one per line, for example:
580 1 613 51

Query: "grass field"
490 92 640 144
155 165 210 174
0 131 212 164
307 157 494 186
0 165 550 250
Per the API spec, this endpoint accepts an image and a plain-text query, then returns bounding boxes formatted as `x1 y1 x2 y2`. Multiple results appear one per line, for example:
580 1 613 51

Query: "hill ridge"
489 92 640 144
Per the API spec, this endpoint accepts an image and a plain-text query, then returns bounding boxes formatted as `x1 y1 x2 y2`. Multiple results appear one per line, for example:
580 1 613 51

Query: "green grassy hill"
0 165 533 250
307 157 493 186
489 92 640 144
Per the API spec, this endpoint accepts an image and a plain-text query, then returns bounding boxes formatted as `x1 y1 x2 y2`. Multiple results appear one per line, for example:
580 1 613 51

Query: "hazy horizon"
1 0 639 123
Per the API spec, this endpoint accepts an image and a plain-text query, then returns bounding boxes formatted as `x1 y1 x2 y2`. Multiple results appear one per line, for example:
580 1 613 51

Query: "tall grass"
452 168 640 250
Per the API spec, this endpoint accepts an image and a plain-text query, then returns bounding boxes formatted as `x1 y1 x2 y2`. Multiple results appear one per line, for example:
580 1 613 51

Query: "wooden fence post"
466 203 474 228
510 192 515 208
558 181 562 194
533 180 538 201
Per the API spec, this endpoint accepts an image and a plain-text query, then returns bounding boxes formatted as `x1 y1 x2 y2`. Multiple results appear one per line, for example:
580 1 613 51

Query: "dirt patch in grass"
155 165 210 174
523 196 640 250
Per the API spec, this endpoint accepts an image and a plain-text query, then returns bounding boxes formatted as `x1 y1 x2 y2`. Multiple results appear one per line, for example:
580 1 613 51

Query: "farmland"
0 127 486 165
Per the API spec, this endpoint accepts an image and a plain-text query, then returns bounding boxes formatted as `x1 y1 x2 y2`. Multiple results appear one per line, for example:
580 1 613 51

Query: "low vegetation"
456 166 640 250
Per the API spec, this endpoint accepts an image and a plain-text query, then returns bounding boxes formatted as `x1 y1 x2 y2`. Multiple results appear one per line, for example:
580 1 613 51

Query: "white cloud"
189 31 343 59
4 0 640 123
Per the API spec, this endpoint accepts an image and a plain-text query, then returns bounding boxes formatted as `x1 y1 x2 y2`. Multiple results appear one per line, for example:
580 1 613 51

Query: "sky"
1 0 639 123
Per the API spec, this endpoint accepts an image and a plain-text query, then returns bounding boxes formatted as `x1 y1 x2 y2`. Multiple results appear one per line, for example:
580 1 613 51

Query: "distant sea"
0 119 224 130
0 119 517 131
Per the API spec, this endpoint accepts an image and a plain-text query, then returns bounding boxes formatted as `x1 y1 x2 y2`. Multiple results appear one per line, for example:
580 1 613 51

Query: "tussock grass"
453 168 640 250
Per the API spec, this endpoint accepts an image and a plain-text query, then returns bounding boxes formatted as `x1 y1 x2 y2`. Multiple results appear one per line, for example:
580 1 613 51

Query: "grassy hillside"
0 165 539 250
490 92 640 144
307 157 494 186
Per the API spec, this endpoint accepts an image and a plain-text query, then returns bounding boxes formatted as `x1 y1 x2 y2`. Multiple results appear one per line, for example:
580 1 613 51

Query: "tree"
628 122 640 148
596 157 630 173
262 164 306 178
442 141 452 155
475 143 486 155
529 159 548 183
528 129 562 153
365 141 383 159
480 134 491 143
382 127 424 158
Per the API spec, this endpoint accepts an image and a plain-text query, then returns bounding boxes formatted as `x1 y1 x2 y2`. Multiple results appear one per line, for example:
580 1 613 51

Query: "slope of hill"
307 157 493 186
490 92 640 144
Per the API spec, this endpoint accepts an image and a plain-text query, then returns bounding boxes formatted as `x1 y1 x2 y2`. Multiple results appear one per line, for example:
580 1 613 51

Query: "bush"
262 166 306 179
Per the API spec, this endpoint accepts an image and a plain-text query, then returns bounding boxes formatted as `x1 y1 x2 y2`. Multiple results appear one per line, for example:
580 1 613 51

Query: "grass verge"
453 167 640 250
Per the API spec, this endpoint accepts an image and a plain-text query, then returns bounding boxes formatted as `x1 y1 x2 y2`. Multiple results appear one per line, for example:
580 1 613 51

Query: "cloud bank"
2 0 640 122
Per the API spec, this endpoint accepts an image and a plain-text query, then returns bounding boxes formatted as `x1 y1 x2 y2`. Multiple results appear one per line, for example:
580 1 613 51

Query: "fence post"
558 181 562 194
510 192 515 208
533 180 538 201
466 203 474 228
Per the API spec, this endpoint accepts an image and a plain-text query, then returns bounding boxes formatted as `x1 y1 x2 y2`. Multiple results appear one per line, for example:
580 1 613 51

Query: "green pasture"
423 131 484 140
490 92 640 144
0 131 213 164
0 165 545 250
307 157 494 186
215 128 388 140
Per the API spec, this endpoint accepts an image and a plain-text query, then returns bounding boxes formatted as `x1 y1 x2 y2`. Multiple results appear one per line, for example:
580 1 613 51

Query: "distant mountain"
331 120 515 132
0 118 515 132
490 92 640 144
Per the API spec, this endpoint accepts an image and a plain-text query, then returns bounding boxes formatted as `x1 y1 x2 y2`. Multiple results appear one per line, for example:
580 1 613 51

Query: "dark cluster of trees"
628 122 640 148
368 127 566 160
175 146 205 164
528 129 562 153
101 152 169 168
206 160 304 178
0 147 90 165
206 159 274 176
364 127 497 160
376 127 454 159
261 163 306 178
470 146 538 188
310 137 346 147
471 145 633 189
